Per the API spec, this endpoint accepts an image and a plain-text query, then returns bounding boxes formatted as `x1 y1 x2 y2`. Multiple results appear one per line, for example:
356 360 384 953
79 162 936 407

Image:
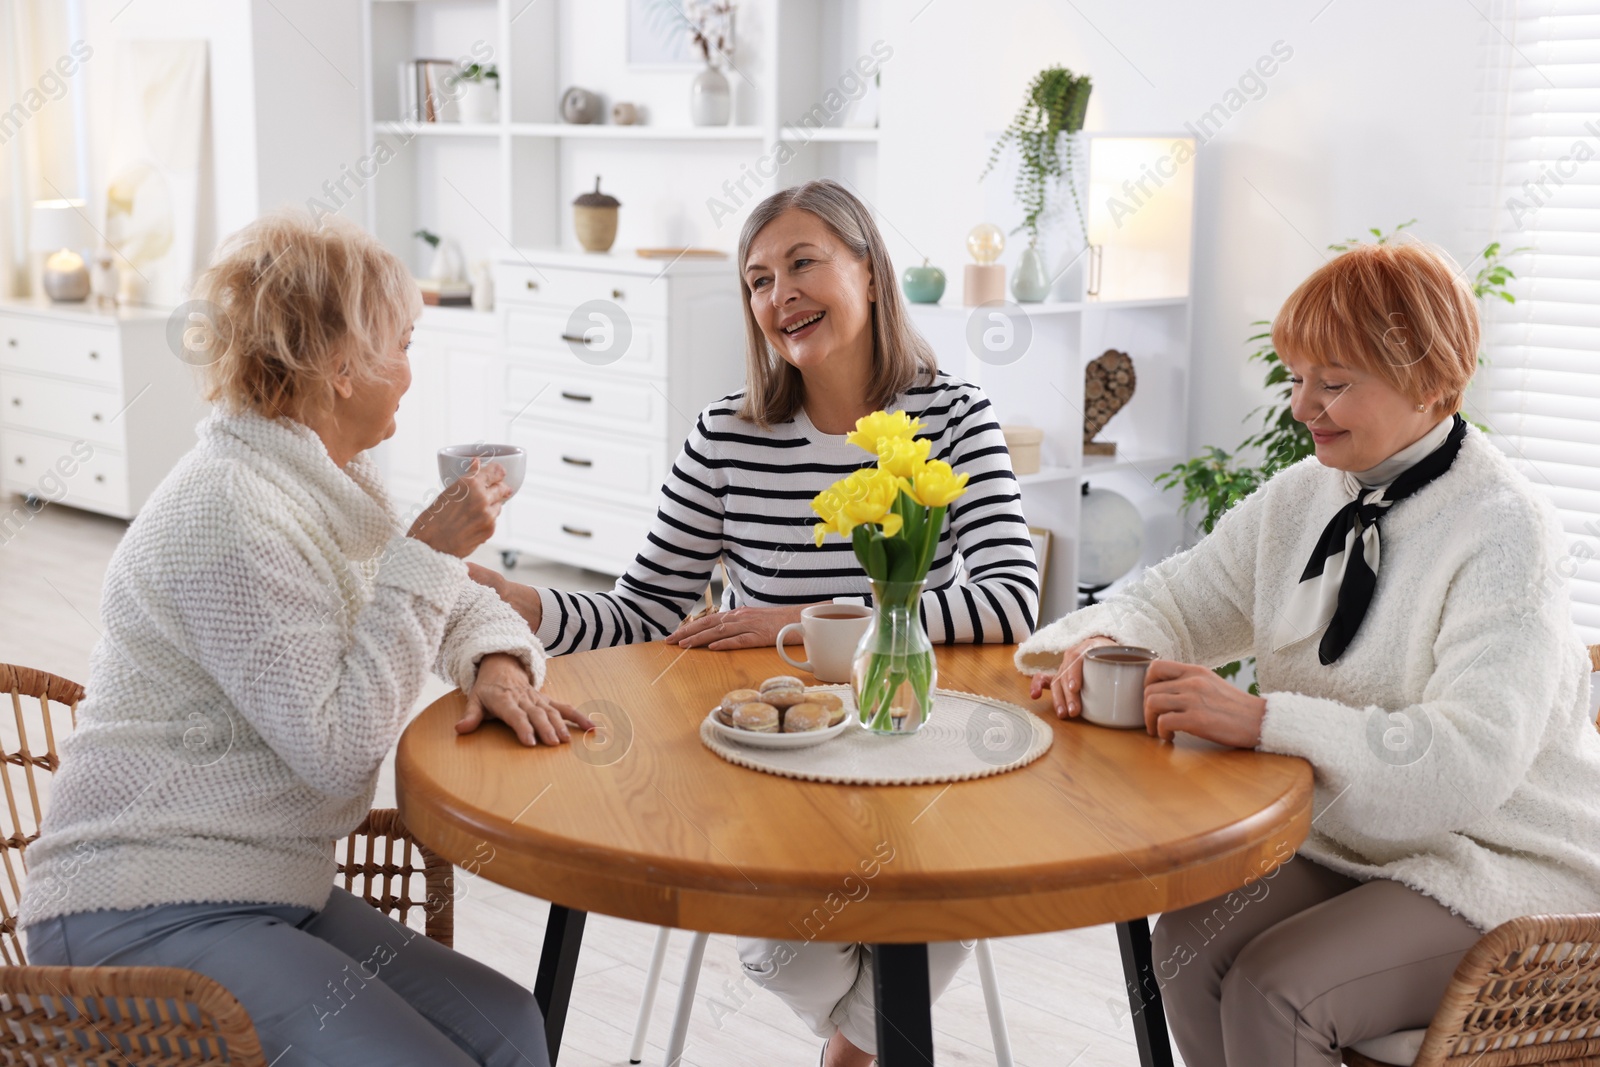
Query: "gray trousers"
1152 856 1483 1067
25 887 549 1067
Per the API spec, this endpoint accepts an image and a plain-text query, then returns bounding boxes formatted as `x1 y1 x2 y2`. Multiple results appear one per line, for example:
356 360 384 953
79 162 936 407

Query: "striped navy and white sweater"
534 372 1040 654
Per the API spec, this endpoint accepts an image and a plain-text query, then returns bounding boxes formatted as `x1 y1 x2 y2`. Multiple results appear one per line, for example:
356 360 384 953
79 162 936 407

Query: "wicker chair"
0 663 456 1064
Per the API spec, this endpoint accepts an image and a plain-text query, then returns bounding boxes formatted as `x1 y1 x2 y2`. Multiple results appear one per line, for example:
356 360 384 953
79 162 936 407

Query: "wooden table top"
396 643 1314 942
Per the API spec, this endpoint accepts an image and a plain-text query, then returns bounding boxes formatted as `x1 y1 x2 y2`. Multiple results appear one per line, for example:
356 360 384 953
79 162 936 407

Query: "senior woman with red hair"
19 211 588 1067
1018 240 1600 1065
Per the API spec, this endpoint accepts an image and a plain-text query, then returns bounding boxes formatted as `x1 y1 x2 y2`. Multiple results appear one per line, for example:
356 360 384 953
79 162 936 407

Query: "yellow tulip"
906 460 969 508
811 467 904 543
877 436 931 479
846 410 924 456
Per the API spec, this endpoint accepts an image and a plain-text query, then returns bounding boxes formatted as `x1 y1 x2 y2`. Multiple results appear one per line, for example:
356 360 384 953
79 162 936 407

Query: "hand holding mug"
1029 634 1119 719
407 458 511 558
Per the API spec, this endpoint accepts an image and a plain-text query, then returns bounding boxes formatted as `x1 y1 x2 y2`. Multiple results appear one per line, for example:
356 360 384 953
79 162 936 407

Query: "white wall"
879 0 1482 516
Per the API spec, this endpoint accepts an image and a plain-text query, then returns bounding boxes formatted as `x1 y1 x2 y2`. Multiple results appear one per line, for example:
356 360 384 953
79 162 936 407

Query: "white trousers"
736 937 973 1055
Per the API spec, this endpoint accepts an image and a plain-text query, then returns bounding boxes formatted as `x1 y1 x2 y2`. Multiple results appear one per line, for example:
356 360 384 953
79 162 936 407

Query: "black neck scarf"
1298 413 1468 665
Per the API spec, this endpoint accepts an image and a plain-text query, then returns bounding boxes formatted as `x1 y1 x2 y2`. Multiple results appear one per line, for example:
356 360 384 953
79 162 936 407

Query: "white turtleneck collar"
1342 414 1455 491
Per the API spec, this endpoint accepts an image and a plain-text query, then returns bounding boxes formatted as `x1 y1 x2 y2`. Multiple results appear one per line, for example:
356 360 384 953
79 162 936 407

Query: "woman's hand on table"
457 652 594 746
1143 659 1267 748
1029 635 1119 718
664 604 809 650
408 460 512 559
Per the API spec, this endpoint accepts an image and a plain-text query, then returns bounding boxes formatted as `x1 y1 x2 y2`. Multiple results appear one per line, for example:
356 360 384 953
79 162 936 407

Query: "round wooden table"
397 643 1313 1067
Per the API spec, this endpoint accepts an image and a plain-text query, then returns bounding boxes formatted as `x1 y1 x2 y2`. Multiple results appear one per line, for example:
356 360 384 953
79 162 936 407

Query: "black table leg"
1116 918 1174 1067
872 942 935 1066
533 904 587 1066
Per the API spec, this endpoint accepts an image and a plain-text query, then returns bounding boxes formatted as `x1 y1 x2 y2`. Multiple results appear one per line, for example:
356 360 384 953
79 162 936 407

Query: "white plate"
704 708 852 749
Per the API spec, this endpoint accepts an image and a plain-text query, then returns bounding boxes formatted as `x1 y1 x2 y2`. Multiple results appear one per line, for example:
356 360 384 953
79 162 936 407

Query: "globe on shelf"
1078 483 1143 606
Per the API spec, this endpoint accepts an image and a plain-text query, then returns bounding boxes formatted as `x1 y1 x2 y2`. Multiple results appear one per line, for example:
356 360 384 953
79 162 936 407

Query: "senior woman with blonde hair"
473 178 1039 1067
1018 239 1600 1066
18 210 588 1067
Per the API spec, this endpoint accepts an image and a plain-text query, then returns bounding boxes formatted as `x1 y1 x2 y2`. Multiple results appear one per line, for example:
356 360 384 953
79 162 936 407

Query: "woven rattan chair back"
1344 914 1600 1067
337 808 455 947
0 964 268 1065
0 664 80 967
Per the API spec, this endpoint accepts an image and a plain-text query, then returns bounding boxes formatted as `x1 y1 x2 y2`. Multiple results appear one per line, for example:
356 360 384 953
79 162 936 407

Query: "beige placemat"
699 686 1054 785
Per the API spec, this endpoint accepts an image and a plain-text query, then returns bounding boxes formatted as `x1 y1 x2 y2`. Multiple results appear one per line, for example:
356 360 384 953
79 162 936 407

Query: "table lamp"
963 223 1006 306
30 200 96 302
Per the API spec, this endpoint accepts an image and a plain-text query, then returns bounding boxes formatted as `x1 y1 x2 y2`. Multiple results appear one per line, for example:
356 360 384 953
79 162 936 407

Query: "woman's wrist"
507 582 545 635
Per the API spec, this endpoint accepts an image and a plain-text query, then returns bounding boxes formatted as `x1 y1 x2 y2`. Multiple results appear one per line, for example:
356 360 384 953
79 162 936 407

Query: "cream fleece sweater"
1016 425 1600 931
20 410 544 927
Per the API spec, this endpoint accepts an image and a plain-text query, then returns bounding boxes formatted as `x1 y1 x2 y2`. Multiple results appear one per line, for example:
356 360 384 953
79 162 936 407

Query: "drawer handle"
559 333 588 344
94 474 105 483
13 456 22 465
560 455 593 468
525 279 539 290
92 413 102 422
5 338 14 347
9 398 18 406
611 288 625 300
560 524 593 539
559 391 593 403
88 351 99 360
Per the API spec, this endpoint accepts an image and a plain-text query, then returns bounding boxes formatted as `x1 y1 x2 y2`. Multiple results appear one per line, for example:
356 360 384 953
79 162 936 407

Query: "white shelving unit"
358 0 883 274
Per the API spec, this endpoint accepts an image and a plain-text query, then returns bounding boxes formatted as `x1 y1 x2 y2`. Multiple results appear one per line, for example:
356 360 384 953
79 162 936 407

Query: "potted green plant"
980 65 1092 302
452 63 499 124
1155 223 1522 689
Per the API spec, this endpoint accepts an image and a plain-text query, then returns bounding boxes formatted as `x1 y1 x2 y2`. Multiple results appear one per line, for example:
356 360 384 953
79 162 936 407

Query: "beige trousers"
736 937 973 1055
1152 856 1483 1067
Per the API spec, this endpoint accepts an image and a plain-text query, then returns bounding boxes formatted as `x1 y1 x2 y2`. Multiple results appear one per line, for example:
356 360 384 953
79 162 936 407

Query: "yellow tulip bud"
846 410 924 455
877 436 931 479
907 460 969 508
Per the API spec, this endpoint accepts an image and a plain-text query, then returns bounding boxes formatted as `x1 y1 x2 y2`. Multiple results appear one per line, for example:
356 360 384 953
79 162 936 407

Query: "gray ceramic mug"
1079 645 1158 729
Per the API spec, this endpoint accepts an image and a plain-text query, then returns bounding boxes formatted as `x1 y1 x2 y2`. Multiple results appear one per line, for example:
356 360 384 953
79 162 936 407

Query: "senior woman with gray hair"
18 211 589 1067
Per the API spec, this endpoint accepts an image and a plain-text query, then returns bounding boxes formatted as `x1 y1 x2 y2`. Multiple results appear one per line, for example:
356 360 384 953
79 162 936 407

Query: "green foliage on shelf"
980 66 1092 245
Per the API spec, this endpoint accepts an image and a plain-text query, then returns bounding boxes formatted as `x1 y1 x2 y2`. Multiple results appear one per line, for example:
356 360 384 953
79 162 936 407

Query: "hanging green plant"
980 66 1093 246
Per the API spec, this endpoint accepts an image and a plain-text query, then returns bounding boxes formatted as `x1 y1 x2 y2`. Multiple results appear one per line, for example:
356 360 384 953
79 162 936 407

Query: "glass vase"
851 580 937 735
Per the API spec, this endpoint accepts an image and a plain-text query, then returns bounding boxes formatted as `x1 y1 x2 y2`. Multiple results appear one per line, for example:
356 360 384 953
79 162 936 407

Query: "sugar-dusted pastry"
782 702 832 733
717 688 762 726
731 702 780 733
760 676 805 694
805 691 846 726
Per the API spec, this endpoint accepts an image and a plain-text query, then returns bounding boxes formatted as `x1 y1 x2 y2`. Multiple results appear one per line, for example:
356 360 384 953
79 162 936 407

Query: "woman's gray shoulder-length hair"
734 178 938 427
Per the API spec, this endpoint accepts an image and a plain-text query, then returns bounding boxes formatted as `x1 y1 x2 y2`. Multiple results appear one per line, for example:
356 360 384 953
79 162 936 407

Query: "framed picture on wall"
627 0 699 67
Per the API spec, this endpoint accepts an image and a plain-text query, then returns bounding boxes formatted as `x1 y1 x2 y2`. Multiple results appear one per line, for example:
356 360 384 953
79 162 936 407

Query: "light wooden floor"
0 498 1180 1067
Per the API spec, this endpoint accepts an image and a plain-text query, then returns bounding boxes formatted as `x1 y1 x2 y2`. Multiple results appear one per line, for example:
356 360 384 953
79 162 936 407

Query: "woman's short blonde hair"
1272 240 1479 414
191 209 421 420
735 179 937 427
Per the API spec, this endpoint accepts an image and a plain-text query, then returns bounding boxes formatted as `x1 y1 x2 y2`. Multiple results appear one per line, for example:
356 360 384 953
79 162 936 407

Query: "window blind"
1475 0 1600 640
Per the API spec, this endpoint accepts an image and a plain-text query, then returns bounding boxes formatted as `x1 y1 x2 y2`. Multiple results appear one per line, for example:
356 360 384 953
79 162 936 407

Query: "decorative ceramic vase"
851 580 937 735
573 177 621 253
611 101 639 125
691 64 731 126
1012 242 1051 302
458 79 498 124
561 87 601 124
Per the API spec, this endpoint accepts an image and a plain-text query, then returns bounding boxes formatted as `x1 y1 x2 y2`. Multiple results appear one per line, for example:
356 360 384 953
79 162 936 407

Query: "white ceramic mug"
777 604 873 683
438 444 526 496
1079 645 1158 729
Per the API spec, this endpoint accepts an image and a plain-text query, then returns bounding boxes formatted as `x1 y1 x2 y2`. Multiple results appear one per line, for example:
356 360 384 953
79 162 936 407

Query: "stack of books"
417 279 473 307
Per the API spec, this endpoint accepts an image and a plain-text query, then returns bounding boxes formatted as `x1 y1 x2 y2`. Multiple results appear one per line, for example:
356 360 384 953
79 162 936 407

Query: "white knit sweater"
1016 425 1600 931
20 410 544 927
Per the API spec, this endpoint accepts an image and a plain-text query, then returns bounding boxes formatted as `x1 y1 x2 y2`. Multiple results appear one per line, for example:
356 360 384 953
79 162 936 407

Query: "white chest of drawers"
0 300 207 522
490 251 746 575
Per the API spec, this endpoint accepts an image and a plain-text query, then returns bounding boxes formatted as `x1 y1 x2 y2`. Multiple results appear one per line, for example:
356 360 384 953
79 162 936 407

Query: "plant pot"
851 580 937 735
1012 243 1051 302
458 80 498 124
691 65 731 126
